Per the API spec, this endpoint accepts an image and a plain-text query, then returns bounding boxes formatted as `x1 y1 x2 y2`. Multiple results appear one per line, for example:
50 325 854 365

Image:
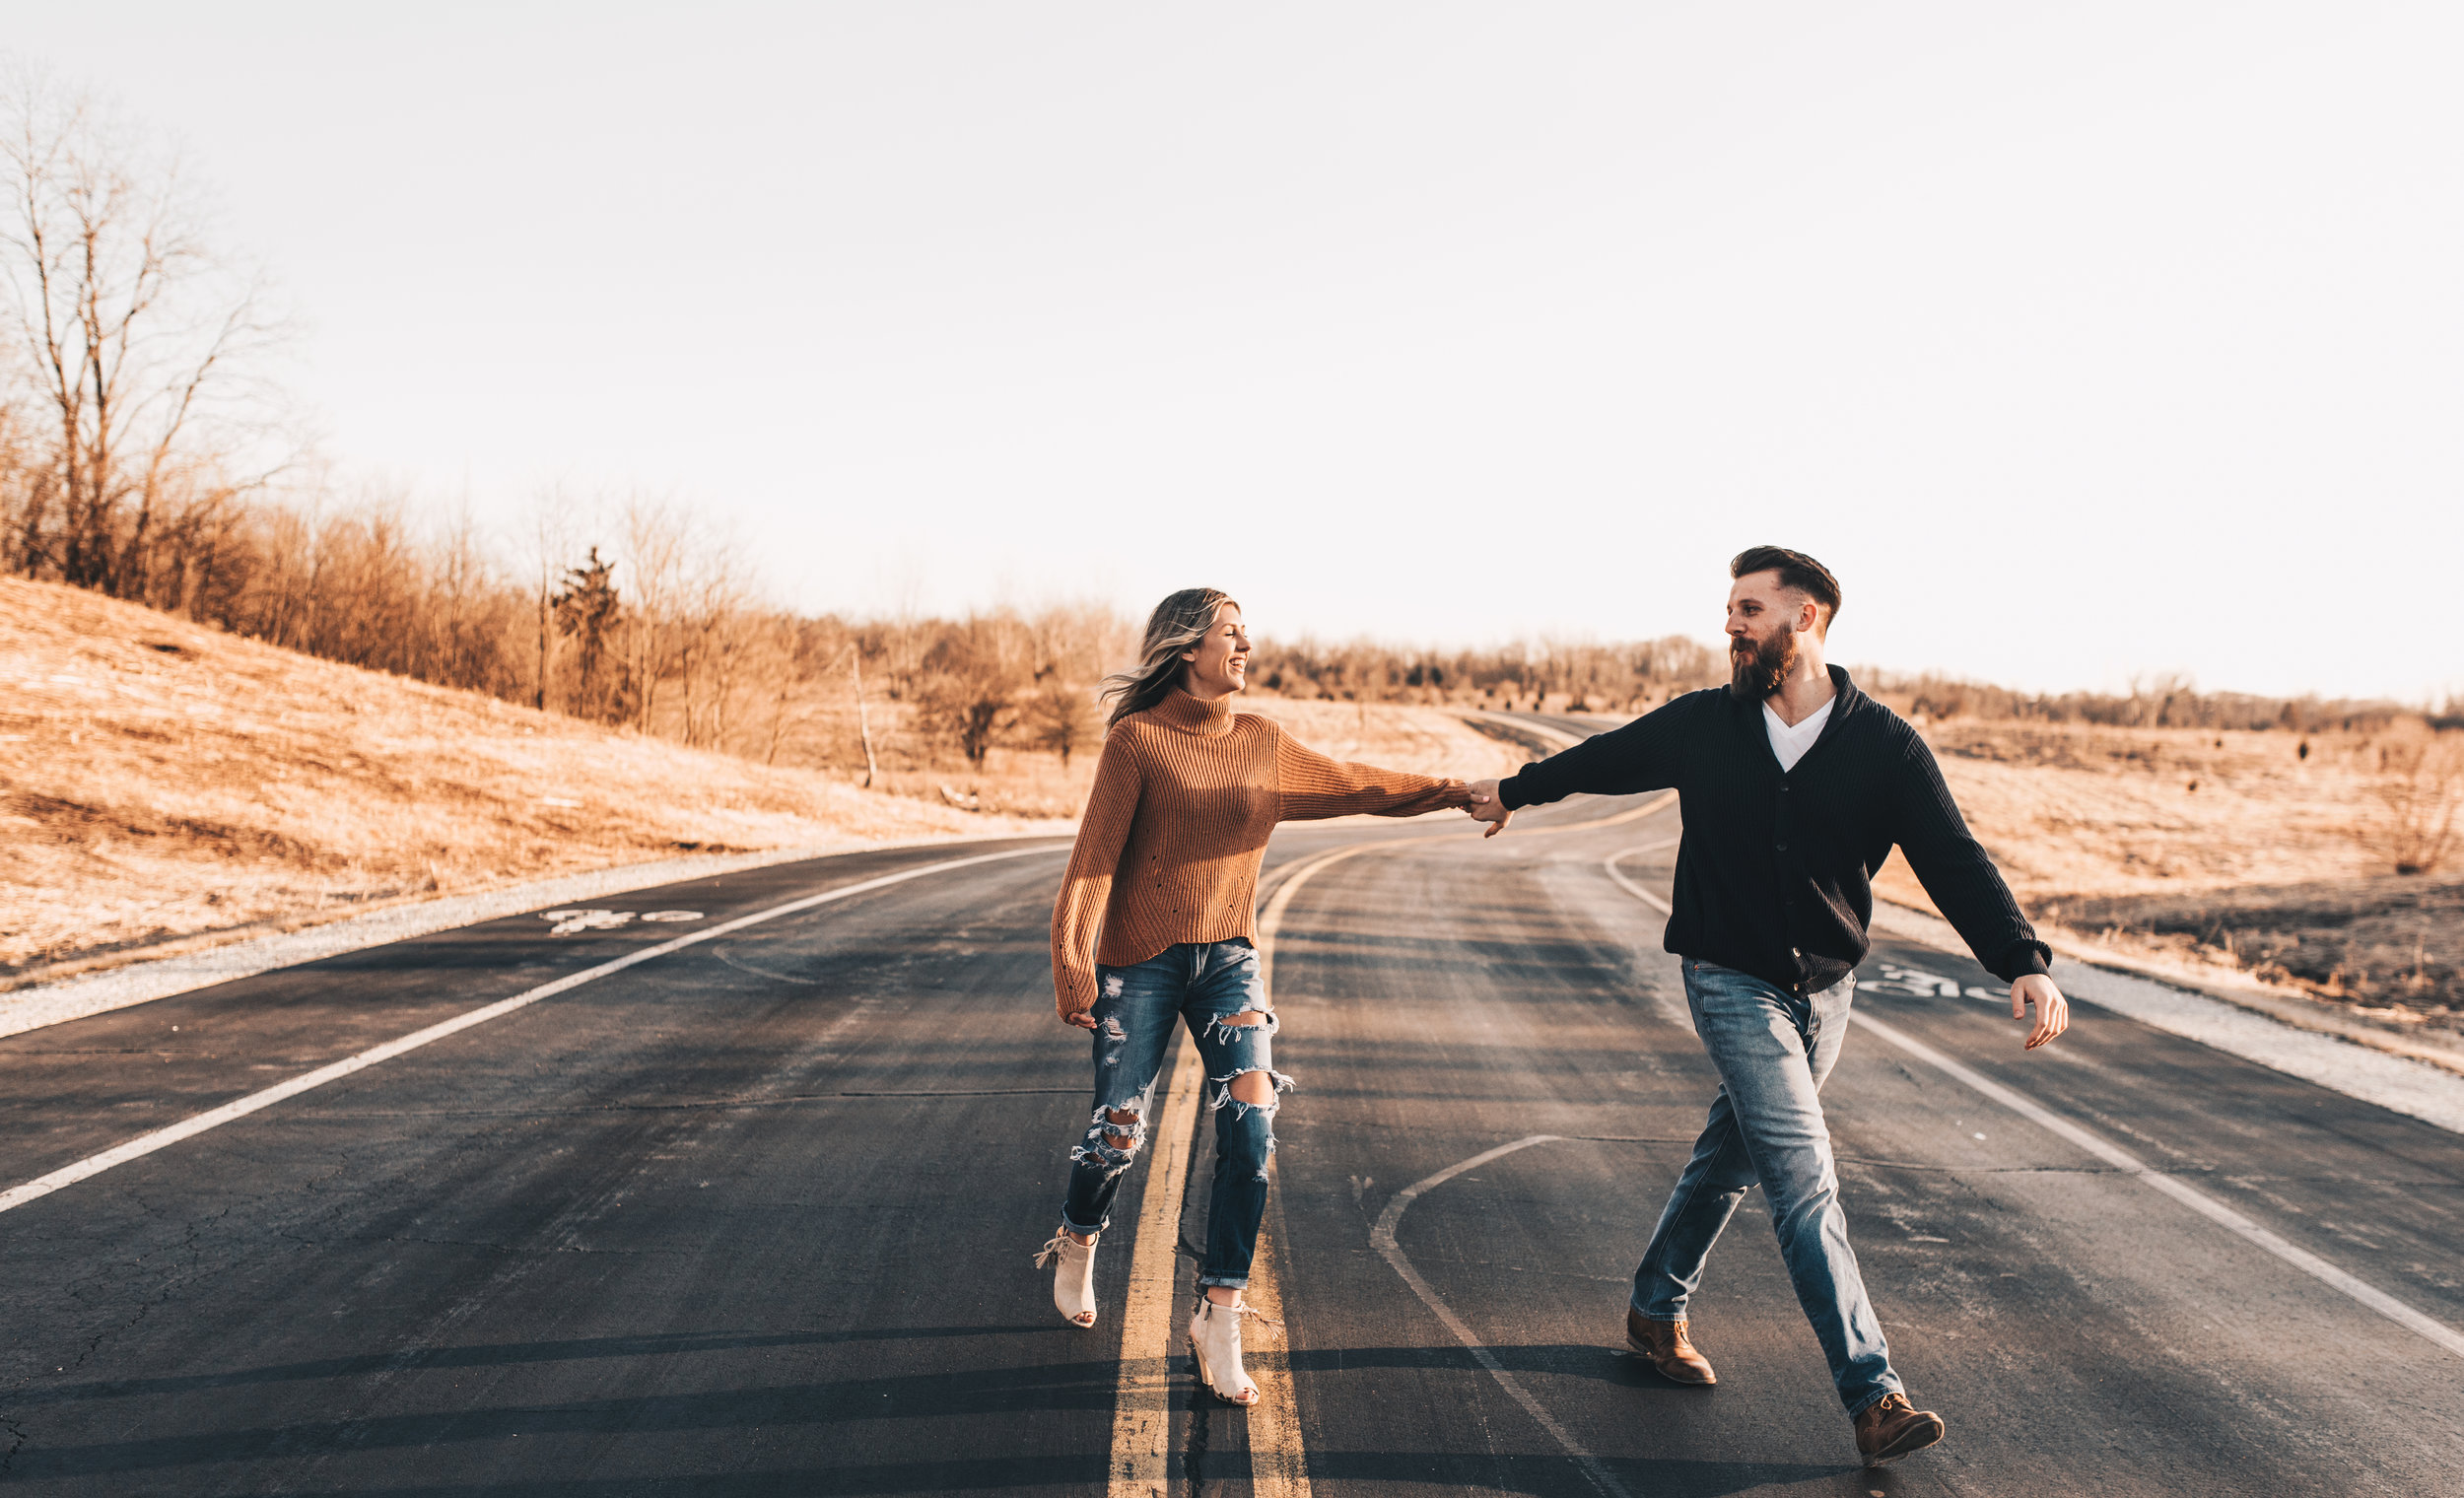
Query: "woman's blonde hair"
1100 587 1238 726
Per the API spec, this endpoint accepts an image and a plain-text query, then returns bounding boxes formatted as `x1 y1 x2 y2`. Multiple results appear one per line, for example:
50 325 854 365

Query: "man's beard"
1729 625 1797 700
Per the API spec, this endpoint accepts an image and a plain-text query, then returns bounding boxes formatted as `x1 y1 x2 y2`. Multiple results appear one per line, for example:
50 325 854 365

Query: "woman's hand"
1061 1008 1100 1030
1466 779 1515 838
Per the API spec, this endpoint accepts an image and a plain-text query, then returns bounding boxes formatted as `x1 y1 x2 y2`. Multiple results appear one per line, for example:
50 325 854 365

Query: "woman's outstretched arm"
1050 727 1144 1022
1270 722 1472 822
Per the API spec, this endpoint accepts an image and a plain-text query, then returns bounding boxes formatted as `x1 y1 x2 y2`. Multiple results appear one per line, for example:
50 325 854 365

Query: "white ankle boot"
1188 1296 1272 1405
1034 1230 1098 1328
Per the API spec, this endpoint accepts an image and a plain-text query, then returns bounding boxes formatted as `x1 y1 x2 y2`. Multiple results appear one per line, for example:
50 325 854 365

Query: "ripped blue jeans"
1060 938 1291 1289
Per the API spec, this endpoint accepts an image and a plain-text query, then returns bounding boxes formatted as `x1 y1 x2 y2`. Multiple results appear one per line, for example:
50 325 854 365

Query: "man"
1466 545 2069 1468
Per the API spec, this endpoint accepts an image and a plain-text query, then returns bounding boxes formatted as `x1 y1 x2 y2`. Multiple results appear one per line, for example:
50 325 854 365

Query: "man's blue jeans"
1633 958 1902 1416
1060 939 1291 1289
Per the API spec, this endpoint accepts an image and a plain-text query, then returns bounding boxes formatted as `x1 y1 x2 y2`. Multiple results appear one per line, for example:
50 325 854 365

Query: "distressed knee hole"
1204 1007 1277 1044
1072 1104 1146 1177
1209 1066 1296 1117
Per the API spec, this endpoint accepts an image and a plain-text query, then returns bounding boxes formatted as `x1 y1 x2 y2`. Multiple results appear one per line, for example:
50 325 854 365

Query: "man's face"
1725 571 1813 700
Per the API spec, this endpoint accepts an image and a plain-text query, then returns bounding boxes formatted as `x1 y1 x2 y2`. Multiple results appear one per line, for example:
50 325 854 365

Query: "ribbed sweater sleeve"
1497 696 1690 808
1050 726 1144 1018
1886 736 2053 983
1271 723 1470 820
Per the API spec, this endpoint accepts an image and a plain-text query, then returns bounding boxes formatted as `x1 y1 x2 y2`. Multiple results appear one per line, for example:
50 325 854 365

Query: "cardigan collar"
1150 688 1238 737
1731 663 1864 769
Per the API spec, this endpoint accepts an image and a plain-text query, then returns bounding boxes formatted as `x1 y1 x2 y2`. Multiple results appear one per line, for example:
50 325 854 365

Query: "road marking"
1205 786 1682 1492
1258 843 1387 994
1537 789 1676 836
1106 1028 1205 1498
1243 1219 1312 1498
1264 792 1684 994
1851 1013 2464 1362
0 847 1062 1217
1371 1136 1632 1498
1594 860 2464 1365
1603 845 1677 913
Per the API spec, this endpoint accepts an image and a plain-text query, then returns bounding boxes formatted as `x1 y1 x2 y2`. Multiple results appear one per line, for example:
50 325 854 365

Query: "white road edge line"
0 846 1063 1217
1370 1136 1633 1498
1851 1013 2464 1362
1595 858 2464 1365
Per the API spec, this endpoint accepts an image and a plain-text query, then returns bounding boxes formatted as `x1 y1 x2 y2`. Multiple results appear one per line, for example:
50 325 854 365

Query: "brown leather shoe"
1624 1310 1717 1385
1854 1392 1946 1465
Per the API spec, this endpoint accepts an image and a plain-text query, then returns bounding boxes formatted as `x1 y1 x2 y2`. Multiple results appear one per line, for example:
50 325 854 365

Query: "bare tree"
0 69 293 604
526 487 582 711
916 617 1027 766
1021 682 1099 767
851 642 880 786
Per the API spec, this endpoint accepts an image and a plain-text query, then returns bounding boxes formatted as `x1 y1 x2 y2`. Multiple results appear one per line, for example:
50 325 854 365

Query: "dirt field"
1873 719 2462 1031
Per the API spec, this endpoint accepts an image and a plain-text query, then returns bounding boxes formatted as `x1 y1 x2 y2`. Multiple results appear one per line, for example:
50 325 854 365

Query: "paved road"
3 767 2461 1494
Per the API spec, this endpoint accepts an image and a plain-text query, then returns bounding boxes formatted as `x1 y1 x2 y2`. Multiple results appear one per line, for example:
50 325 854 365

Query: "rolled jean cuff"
1061 1209 1108 1236
1197 1273 1251 1290
1845 1382 1906 1419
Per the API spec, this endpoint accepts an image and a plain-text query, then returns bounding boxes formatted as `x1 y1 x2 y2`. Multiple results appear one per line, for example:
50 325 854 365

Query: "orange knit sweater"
1050 690 1471 1017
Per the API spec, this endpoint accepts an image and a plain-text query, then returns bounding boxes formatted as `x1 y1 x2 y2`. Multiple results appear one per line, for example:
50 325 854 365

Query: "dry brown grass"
0 578 1056 987
1872 719 2462 1027
0 583 1527 988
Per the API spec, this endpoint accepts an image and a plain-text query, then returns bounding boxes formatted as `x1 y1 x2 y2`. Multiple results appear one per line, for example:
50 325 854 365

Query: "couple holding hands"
1035 547 2070 1469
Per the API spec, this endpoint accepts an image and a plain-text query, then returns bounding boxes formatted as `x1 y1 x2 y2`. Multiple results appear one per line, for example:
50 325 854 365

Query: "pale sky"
11 5 2461 701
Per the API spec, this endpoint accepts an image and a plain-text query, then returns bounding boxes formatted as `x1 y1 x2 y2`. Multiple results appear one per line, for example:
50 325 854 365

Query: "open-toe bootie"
1035 1230 1098 1328
1188 1296 1276 1406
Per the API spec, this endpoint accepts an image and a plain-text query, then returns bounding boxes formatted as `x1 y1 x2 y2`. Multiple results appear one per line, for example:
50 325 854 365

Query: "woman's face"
1180 603 1251 698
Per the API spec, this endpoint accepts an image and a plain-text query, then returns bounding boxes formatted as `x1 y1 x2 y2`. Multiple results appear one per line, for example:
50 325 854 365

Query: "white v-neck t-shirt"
1762 696 1834 774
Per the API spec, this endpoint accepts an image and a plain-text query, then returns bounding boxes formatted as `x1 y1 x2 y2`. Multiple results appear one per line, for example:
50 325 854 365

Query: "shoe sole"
1863 1415 1947 1466
1622 1332 1717 1386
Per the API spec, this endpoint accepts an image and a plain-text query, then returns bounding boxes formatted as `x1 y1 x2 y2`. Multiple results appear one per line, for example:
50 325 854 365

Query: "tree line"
4 68 2444 804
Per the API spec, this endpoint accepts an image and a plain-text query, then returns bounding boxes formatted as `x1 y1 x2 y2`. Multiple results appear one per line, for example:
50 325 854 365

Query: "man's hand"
1466 779 1515 838
1061 1008 1099 1030
2013 974 2069 1050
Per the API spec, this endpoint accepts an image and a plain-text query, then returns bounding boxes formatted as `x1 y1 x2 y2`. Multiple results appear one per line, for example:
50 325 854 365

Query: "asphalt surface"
3 730 2462 1495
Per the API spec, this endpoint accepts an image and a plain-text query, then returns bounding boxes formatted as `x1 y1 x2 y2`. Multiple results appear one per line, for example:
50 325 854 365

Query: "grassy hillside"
0 578 1050 987
0 580 1531 990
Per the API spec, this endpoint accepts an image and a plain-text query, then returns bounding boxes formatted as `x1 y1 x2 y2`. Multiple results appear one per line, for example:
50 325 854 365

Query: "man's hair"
1730 545 1842 632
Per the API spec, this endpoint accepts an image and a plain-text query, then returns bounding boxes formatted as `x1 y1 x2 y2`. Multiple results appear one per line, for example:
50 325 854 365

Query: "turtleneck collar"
1150 688 1237 737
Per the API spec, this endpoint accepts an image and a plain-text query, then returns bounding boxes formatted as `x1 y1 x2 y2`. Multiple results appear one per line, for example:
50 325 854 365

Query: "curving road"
2 763 2461 1494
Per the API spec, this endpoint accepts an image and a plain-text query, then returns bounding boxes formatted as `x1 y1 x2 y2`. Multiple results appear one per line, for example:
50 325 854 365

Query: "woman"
1035 587 1471 1405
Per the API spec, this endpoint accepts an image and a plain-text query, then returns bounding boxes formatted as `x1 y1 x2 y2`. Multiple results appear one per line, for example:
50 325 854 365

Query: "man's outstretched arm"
1467 700 1691 837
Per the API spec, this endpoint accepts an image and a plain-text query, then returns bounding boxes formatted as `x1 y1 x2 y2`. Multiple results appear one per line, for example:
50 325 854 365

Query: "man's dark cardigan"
1500 665 2051 995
